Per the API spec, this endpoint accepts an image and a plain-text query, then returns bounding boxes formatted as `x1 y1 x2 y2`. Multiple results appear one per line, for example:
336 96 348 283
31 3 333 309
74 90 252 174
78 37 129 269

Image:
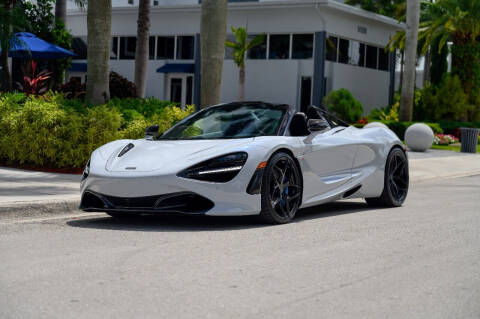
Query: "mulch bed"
0 163 83 175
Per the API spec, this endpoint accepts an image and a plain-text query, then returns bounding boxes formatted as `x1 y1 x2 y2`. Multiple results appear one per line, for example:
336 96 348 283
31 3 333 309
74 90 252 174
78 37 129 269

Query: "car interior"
289 106 332 137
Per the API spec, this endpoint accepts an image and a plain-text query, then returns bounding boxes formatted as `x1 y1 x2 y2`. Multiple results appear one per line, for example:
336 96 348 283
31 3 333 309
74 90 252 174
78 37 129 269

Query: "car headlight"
82 159 90 181
177 152 248 183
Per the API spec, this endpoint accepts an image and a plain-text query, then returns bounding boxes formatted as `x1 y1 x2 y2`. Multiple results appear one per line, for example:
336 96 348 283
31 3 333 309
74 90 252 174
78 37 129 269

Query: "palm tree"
134 0 150 98
418 0 480 113
55 0 67 24
200 0 228 108
225 27 265 101
399 0 420 121
86 0 112 105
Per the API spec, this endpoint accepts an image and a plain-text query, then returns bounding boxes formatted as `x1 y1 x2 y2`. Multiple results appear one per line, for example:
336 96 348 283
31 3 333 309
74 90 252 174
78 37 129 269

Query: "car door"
299 126 358 204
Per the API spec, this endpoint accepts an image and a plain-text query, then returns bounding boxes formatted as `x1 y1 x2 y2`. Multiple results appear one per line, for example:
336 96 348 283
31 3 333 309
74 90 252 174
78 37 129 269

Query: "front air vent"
343 185 362 198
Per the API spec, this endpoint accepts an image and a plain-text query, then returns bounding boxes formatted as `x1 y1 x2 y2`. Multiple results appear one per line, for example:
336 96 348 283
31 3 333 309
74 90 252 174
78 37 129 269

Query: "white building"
66 0 403 113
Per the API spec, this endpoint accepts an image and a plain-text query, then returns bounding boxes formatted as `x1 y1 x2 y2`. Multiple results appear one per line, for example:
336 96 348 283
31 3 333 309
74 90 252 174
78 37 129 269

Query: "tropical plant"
225 27 265 101
17 61 52 96
86 0 112 105
134 0 150 98
345 0 405 19
323 88 363 123
200 0 228 108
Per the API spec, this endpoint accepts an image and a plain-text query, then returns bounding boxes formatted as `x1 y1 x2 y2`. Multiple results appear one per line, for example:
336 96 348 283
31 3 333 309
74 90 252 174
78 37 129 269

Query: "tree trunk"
238 65 245 101
399 0 420 122
200 0 228 108
86 0 112 105
399 50 404 91
134 0 150 98
1 1 12 91
423 47 431 86
55 0 67 25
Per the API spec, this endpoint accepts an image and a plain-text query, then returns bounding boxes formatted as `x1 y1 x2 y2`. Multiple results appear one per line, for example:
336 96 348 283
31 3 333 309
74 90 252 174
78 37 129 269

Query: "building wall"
66 3 399 111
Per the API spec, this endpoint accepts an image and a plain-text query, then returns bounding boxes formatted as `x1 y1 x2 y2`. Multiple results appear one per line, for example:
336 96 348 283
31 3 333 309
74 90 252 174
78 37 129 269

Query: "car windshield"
159 103 287 140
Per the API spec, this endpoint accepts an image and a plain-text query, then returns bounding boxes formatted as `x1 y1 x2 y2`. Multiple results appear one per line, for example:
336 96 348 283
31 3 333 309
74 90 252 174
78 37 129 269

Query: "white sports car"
80 102 409 224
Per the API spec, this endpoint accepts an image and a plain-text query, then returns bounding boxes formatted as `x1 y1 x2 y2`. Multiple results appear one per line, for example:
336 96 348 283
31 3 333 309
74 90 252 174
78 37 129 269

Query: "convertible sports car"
80 101 409 224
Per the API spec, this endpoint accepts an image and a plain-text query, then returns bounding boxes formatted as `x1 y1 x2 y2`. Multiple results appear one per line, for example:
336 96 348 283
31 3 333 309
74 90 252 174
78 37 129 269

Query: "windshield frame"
157 102 292 141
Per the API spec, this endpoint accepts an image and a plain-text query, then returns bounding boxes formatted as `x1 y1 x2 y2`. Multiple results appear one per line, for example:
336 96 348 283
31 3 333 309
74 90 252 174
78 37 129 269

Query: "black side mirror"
307 119 330 132
145 125 159 140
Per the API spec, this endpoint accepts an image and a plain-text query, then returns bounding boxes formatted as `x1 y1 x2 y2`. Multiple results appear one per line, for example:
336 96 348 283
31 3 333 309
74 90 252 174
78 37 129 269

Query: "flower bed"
433 134 459 145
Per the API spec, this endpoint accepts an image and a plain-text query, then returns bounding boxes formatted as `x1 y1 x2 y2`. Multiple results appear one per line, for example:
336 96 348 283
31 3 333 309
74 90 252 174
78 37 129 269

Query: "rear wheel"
260 152 302 224
366 147 409 207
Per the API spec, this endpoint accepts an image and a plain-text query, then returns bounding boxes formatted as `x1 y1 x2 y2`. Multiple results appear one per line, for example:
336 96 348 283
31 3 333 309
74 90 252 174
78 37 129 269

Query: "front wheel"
366 147 409 207
260 152 303 224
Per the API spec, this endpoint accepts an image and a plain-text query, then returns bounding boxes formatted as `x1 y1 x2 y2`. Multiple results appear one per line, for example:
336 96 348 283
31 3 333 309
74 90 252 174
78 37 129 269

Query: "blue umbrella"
9 32 76 59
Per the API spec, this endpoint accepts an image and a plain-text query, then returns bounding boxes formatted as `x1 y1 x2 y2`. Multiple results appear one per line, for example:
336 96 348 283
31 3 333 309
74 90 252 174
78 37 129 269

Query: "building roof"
67 0 404 30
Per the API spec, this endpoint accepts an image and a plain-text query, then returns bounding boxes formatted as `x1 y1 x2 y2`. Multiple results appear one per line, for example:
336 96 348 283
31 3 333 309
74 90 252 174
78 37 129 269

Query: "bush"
57 71 137 100
324 88 363 123
0 93 194 168
415 75 473 121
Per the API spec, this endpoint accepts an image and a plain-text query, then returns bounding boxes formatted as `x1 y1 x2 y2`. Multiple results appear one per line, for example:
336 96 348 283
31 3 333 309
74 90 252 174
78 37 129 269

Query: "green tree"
418 0 480 120
225 27 265 101
86 0 112 105
134 0 150 98
200 0 228 108
345 0 405 19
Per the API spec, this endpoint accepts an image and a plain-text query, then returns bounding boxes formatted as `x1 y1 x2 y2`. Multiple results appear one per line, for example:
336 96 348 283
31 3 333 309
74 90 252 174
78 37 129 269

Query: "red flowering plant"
433 134 459 145
17 61 52 96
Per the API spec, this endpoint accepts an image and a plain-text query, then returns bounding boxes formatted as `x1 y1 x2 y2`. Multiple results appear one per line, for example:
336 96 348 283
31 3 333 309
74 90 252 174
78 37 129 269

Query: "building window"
176 36 194 60
292 34 313 59
247 34 266 59
111 37 118 60
326 36 338 62
120 36 136 60
378 48 389 71
338 39 365 66
269 34 290 59
157 36 175 59
149 36 155 60
300 76 312 113
365 45 378 69
71 37 87 60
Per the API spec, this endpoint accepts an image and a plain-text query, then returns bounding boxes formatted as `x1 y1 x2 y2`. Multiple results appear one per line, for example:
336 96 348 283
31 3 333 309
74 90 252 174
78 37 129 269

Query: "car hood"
104 138 255 172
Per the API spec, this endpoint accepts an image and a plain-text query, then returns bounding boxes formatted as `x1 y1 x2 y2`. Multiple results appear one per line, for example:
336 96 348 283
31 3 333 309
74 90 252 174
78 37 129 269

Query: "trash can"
460 127 480 153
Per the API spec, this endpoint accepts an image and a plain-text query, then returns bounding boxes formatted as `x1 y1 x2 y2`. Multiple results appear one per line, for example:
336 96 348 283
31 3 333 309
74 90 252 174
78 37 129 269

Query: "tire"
366 147 409 207
260 152 303 224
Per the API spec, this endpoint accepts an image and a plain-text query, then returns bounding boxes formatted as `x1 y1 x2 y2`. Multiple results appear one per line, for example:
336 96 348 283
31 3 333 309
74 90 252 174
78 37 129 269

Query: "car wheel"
260 152 302 224
366 147 409 207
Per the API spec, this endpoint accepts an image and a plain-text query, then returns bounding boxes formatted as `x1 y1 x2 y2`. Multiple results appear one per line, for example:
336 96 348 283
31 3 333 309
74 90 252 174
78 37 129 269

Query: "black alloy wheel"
366 147 409 207
260 152 303 224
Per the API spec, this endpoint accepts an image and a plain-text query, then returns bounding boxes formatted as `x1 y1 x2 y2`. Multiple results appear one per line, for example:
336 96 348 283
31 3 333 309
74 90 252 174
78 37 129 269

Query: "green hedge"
354 121 443 140
0 93 194 168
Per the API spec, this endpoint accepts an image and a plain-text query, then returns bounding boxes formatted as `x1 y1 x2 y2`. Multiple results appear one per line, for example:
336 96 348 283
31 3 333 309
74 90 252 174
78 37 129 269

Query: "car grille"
80 191 214 214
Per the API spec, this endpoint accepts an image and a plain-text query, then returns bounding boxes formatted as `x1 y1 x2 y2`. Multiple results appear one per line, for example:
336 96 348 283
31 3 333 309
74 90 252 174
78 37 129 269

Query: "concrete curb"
0 199 80 219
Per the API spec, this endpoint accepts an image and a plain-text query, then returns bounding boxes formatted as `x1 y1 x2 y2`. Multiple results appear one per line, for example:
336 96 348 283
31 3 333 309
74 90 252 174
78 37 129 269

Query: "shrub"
324 88 363 123
415 75 473 121
0 93 194 168
369 103 399 122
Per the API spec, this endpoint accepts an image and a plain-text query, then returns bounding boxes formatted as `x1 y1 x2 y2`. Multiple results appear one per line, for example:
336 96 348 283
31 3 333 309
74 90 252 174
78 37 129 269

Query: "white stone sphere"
405 123 434 152
364 122 389 129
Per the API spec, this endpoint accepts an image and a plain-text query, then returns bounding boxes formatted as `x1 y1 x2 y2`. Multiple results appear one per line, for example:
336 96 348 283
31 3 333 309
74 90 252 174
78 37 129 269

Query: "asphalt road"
1 175 479 319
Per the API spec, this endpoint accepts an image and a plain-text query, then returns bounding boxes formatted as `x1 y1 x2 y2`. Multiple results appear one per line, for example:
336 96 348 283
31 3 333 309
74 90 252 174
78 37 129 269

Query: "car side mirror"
145 125 159 140
307 119 330 132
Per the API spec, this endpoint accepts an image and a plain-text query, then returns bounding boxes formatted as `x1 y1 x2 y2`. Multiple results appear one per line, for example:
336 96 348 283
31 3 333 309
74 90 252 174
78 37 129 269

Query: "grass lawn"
431 143 480 153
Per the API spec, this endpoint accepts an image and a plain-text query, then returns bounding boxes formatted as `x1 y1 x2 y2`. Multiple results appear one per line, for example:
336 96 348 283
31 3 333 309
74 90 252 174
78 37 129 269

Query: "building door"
166 73 194 106
300 76 312 113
